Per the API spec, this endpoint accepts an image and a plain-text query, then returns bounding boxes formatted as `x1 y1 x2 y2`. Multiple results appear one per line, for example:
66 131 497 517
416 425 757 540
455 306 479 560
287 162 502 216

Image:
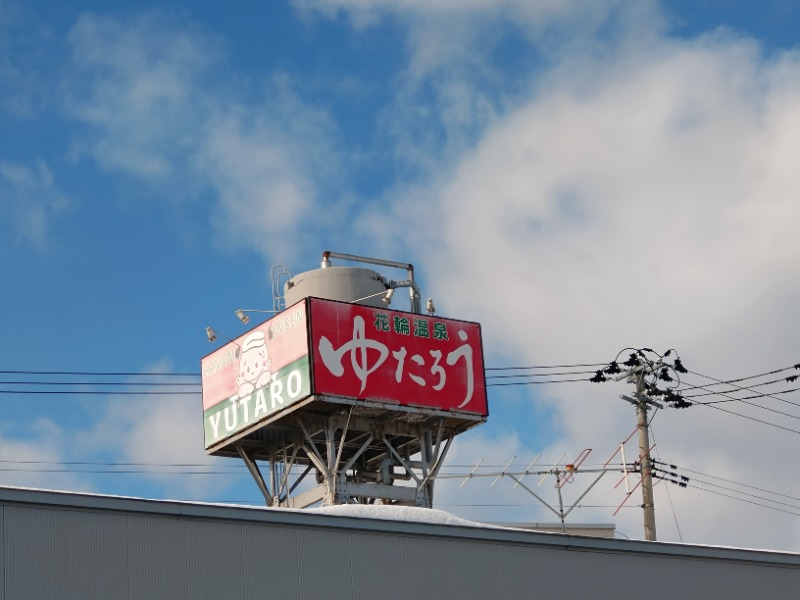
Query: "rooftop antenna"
446 449 620 533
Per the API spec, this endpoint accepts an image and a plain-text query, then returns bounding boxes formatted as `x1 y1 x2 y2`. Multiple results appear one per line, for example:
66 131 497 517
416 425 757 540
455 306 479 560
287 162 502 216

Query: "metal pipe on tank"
321 250 421 313
385 279 421 314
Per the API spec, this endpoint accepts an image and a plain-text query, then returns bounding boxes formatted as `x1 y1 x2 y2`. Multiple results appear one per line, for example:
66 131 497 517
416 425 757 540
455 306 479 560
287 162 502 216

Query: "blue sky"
2 0 800 550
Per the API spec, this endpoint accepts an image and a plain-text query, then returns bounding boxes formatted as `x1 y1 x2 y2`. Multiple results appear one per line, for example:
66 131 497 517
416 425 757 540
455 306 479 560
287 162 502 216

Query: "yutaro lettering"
205 366 309 445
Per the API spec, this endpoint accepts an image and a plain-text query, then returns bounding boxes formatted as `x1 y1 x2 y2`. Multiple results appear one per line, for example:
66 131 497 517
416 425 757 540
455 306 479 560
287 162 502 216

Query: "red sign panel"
309 297 488 415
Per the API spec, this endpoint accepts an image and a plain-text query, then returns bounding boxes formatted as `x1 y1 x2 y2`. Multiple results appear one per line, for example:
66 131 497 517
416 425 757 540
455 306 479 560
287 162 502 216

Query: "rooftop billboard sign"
309 298 488 416
201 297 487 450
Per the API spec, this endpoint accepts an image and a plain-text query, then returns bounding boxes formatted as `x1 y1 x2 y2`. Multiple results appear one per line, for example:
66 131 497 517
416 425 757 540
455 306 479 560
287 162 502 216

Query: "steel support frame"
237 413 454 509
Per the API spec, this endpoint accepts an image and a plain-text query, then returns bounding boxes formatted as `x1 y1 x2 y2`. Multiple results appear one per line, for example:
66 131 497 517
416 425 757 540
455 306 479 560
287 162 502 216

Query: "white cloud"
294 0 634 28
293 0 664 72
195 77 339 261
71 362 241 499
354 21 800 549
0 426 93 491
64 13 217 179
46 2 800 550
64 14 338 262
0 159 69 250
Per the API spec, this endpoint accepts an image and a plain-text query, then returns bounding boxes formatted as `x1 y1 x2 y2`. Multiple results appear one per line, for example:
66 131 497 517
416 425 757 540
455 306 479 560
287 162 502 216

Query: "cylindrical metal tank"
284 266 392 308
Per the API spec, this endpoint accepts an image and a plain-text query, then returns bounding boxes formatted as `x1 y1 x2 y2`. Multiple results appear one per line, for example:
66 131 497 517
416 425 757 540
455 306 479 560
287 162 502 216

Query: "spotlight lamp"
206 327 217 342
351 289 396 304
426 298 436 315
235 308 280 324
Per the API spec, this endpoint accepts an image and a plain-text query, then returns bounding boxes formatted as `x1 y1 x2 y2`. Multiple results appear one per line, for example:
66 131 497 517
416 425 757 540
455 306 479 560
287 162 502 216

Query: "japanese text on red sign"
317 311 476 409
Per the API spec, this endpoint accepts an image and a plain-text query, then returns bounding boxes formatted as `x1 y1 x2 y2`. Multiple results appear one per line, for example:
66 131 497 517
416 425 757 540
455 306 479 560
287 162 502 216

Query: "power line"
683 367 800 407
487 378 590 387
0 390 199 396
695 388 800 406
0 459 242 468
680 376 794 398
681 379 800 426
0 468 236 475
677 466 800 504
700 403 800 435
485 363 606 371
486 369 596 380
689 482 800 518
687 476 800 512
3 365 607 377
0 370 200 377
699 393 800 420
0 382 592 394
651 458 800 513
0 381 201 387
677 364 799 392
0 367 597 394
649 425 683 542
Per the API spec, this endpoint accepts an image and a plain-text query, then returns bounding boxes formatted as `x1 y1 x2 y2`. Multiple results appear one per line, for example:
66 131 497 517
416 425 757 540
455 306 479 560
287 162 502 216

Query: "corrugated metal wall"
0 488 798 599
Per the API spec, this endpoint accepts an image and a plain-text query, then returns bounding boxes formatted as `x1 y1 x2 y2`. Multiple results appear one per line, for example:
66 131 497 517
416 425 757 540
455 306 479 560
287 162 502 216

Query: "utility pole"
591 347 690 542
634 370 657 541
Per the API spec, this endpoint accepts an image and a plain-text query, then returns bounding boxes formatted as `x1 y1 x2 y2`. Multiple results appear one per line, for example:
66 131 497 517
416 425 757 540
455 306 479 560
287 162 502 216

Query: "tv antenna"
442 449 625 532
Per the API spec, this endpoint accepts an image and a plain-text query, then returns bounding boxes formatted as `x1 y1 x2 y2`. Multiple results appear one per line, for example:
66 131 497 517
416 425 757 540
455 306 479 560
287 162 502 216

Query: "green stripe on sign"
203 355 310 448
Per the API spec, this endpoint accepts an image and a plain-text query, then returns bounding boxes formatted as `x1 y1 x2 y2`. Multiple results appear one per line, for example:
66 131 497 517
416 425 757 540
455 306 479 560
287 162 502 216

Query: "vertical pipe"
556 470 566 533
326 420 337 505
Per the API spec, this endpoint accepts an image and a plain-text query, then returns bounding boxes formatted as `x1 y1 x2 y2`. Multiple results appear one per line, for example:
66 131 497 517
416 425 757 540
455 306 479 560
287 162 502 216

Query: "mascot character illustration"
236 331 272 397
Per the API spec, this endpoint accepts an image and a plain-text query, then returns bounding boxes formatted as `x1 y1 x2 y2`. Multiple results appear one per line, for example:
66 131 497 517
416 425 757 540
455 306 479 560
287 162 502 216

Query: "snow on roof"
308 504 509 529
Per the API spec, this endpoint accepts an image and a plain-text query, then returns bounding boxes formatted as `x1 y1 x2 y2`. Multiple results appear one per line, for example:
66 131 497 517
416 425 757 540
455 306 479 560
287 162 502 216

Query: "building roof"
2 485 798 567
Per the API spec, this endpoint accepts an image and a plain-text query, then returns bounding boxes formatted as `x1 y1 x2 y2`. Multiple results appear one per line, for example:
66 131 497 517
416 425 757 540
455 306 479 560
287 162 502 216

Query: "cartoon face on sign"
236 331 272 397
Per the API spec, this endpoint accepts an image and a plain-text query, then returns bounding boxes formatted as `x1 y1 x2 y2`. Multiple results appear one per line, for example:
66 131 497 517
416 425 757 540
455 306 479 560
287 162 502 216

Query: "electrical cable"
688 482 800 518
0 468 237 475
692 387 800 407
675 370 800 424
683 381 800 421
649 425 683 542
700 403 800 435
486 369 597 380
0 370 200 377
680 376 794 398
0 367 597 395
487 378 590 387
683 368 800 408
677 365 799 392
684 476 800 512
0 390 199 395
676 466 800 504
701 394 800 419
698 388 800 408
0 459 241 468
485 363 607 371
0 381 201 387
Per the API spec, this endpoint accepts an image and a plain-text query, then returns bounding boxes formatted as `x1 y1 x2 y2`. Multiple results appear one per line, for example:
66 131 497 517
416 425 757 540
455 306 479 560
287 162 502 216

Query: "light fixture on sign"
351 289 395 305
426 298 436 315
206 326 238 345
235 308 280 325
